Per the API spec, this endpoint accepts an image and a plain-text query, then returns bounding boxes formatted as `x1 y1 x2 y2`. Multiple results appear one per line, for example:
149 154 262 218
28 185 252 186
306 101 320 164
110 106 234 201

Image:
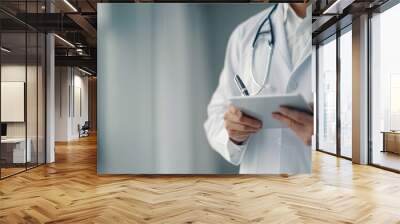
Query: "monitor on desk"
1 123 7 138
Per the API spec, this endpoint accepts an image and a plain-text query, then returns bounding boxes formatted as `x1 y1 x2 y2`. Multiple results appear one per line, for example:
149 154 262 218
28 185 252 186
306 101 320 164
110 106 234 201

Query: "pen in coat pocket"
234 75 249 96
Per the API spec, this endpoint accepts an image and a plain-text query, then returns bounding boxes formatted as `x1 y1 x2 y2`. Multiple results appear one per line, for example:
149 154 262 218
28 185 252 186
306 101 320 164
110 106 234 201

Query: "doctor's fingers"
272 113 303 133
225 107 262 128
227 129 254 138
225 121 260 133
278 107 313 125
228 105 241 115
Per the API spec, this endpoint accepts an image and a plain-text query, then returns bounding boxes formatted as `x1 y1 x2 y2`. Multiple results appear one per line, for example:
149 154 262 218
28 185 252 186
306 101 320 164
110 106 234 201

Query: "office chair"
79 121 90 138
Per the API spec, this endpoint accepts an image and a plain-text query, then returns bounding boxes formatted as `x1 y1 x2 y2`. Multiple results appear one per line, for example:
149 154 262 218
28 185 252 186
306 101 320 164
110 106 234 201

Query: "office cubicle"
0 1 46 179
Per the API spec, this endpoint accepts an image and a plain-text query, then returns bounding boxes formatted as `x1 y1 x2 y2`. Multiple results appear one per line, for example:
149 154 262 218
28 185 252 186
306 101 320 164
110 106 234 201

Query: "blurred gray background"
98 3 268 174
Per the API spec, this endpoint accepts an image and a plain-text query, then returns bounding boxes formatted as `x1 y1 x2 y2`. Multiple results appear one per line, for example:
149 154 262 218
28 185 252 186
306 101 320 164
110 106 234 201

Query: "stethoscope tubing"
248 4 278 96
250 44 274 96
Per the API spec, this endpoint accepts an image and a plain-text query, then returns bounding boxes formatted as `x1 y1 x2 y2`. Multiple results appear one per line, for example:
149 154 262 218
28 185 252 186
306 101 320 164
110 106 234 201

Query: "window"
390 74 400 130
317 36 337 154
339 28 352 158
371 3 400 171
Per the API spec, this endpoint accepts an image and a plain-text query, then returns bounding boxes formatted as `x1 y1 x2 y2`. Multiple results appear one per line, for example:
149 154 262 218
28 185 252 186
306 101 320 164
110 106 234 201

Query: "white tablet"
229 94 312 129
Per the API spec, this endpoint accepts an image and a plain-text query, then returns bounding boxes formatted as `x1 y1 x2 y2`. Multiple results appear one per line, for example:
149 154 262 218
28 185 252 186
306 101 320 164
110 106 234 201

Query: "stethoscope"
248 4 278 96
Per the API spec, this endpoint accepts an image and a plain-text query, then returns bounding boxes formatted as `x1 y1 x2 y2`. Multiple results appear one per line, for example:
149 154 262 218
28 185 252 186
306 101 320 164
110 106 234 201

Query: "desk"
1 138 31 164
381 131 400 155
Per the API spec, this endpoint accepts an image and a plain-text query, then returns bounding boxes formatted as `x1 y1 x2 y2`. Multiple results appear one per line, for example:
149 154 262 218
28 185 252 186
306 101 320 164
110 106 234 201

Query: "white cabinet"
1 138 32 163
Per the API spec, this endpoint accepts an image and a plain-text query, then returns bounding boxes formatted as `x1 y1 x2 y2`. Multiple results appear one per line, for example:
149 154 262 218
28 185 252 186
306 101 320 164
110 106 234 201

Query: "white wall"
71 73 89 138
55 67 69 141
55 67 89 141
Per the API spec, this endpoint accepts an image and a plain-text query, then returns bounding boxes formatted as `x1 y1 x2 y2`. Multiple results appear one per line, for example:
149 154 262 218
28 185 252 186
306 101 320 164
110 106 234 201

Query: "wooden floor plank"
0 135 400 223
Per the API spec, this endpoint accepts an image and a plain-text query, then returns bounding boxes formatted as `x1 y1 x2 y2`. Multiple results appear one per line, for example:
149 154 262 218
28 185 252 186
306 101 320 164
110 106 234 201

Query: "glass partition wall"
0 3 46 179
316 26 353 159
0 31 27 177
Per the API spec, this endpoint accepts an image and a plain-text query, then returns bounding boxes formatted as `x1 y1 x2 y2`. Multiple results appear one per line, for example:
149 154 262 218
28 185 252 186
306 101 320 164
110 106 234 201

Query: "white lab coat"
204 4 312 174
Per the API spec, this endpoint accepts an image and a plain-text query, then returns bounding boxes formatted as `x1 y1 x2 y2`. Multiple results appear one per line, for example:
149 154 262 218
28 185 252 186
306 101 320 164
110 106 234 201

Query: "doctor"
204 3 313 174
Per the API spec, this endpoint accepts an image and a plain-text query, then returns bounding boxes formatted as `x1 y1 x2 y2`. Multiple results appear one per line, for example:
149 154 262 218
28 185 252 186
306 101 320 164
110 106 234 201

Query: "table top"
1 138 30 143
381 131 400 134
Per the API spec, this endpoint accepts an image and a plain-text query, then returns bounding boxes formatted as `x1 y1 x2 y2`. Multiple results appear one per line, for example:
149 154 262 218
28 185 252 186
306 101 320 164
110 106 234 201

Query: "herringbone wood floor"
1 135 400 224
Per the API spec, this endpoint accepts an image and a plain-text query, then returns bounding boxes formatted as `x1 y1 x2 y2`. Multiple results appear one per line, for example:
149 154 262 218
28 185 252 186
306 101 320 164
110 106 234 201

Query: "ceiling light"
78 67 93 76
76 48 85 55
1 47 11 53
322 0 354 15
54 34 75 48
63 0 78 12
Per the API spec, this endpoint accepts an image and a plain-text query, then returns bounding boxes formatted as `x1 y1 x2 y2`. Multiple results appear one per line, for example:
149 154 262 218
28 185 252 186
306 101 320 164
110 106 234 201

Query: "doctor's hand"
224 105 263 145
272 106 314 146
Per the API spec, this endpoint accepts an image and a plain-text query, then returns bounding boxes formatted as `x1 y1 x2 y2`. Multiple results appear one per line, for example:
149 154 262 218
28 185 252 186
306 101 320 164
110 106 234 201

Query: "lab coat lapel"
271 5 292 74
285 30 311 92
284 7 312 92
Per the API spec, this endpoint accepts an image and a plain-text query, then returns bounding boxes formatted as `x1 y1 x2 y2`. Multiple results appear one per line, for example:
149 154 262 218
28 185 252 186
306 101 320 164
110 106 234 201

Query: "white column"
45 0 56 164
46 32 55 163
352 14 369 164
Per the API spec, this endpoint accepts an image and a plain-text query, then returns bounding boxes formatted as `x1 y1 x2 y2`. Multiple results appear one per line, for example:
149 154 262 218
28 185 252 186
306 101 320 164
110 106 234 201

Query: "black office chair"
78 121 90 138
